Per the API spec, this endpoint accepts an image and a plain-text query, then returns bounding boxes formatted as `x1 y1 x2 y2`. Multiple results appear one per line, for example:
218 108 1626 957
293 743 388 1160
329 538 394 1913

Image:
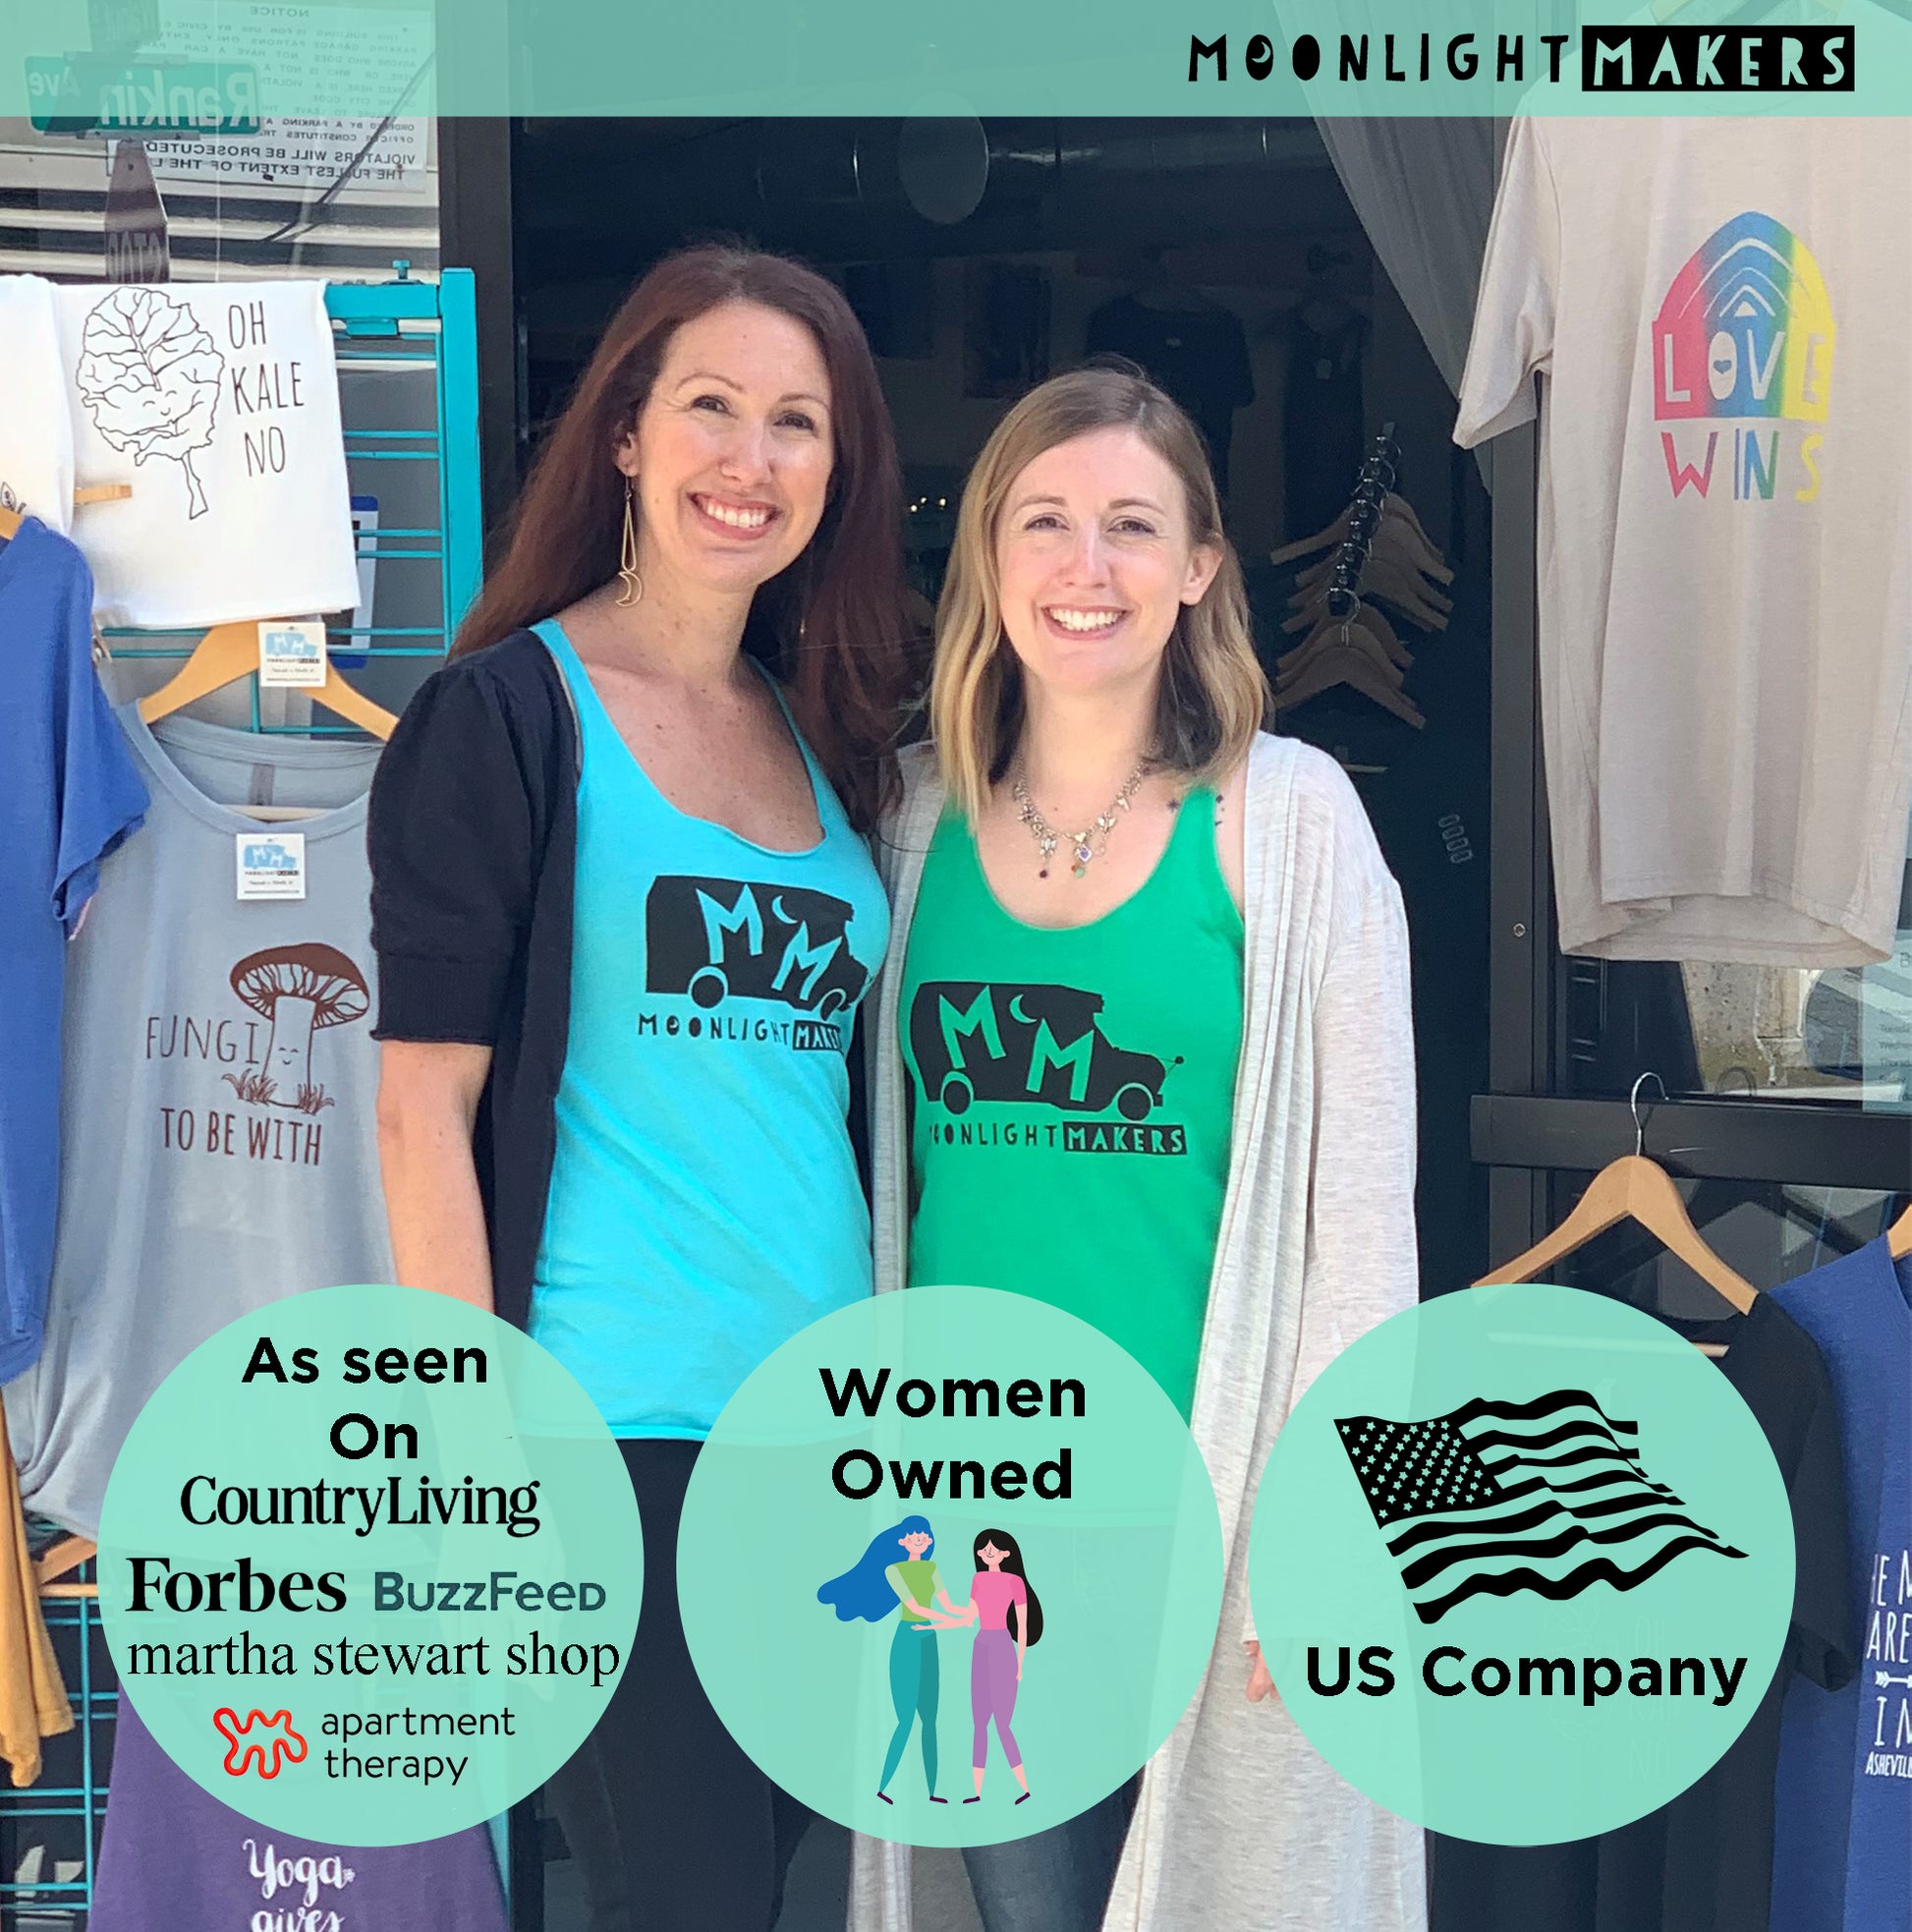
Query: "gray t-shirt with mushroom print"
2 708 392 1535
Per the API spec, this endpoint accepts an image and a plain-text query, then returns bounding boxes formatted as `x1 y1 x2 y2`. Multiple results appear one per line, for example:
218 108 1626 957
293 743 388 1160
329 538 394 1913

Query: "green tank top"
900 791 1244 1420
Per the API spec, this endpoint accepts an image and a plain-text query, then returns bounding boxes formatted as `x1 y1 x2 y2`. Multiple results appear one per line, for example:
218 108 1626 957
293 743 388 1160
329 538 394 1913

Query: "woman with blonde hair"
856 363 1426 1932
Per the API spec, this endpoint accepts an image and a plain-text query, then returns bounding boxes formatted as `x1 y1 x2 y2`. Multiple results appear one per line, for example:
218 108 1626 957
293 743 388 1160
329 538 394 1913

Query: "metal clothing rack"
1322 423 1402 620
0 268 482 1925
100 265 482 731
5 1546 109 1924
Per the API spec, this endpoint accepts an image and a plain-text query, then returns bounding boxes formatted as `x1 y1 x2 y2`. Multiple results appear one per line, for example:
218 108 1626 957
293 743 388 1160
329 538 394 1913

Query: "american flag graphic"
1334 1390 1746 1625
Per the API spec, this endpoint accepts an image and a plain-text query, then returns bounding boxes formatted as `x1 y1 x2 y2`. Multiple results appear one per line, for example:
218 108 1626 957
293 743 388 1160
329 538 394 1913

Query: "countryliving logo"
1186 24 1854 91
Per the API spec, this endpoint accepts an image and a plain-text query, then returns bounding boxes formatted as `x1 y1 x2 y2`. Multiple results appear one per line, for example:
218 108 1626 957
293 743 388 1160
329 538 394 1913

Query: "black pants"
544 1439 813 1931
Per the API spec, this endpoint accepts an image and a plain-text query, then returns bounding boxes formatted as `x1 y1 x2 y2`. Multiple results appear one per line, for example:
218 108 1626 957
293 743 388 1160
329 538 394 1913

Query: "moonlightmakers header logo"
1187 25 1854 92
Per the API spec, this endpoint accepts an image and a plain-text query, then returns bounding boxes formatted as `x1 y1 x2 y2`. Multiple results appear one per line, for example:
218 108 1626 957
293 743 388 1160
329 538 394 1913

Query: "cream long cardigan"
851 732 1428 1932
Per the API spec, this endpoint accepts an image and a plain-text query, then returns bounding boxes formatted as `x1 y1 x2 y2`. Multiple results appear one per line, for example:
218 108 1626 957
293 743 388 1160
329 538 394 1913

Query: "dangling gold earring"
616 480 644 606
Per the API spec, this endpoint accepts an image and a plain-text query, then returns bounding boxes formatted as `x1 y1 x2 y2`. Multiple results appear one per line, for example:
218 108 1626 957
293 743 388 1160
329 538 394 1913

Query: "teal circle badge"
1249 1284 1794 1844
96 1283 643 1845
677 1284 1223 1845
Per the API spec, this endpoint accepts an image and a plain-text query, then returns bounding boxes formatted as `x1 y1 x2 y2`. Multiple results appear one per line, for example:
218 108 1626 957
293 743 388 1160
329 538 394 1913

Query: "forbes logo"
646 877 869 1017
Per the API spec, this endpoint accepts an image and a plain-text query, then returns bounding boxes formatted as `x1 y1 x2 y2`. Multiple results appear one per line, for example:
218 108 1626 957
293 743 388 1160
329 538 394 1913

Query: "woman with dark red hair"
367 245 914 1927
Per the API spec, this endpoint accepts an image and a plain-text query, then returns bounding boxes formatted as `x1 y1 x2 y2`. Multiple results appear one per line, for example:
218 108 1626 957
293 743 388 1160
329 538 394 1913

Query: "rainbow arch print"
1652 212 1834 425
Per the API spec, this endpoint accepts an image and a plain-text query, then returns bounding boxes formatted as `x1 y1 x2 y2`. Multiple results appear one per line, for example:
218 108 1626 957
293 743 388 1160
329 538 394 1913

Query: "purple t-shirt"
91 1697 509 1931
0 518 145 1381
1771 1235 1912 1932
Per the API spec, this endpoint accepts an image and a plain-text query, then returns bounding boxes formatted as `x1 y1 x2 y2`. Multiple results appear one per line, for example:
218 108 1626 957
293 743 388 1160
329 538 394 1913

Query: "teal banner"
3 0 1909 118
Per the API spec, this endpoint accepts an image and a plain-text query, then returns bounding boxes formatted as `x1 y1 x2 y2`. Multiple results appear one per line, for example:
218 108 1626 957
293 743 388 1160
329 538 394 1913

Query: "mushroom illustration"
229 943 369 1109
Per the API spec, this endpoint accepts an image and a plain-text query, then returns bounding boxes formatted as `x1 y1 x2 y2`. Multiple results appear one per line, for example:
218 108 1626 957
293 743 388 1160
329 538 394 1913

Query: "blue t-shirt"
528 618 888 1437
1771 1235 1912 1932
0 520 146 1381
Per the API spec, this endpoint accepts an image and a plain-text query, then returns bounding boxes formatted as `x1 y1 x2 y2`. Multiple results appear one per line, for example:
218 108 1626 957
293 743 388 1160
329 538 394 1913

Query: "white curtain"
1313 118 1497 394
1311 117 1500 486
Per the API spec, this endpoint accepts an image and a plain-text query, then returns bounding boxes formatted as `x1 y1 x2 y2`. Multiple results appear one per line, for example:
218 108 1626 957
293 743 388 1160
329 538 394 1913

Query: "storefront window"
1559 854 1912 1112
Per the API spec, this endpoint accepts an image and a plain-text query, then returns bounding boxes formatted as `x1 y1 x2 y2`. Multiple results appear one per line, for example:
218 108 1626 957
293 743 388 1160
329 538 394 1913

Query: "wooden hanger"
1298 549 1453 631
1889 1201 1912 1260
0 483 135 543
1283 590 1415 672
36 1535 97 1600
139 620 396 742
1278 610 1410 690
1477 1075 1756 1347
1272 617 1426 728
1273 494 1451 580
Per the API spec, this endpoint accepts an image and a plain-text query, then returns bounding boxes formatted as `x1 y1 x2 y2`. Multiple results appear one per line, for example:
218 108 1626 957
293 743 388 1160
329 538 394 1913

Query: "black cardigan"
367 629 578 1332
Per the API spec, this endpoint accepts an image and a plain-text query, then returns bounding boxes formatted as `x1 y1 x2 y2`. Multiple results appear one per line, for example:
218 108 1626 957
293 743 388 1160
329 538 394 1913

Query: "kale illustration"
75 288 224 519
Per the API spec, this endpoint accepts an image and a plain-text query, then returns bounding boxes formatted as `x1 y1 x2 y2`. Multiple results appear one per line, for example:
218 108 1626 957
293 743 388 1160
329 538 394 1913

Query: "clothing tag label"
256 619 327 688
235 831 307 900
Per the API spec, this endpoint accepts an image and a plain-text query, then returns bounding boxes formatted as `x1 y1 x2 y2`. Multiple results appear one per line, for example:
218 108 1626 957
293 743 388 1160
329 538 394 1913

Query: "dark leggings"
543 1439 812 1931
961 1776 1141 1932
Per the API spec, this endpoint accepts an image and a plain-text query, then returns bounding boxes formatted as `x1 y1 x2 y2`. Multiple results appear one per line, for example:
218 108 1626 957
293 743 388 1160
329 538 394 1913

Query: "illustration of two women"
818 1518 1043 1804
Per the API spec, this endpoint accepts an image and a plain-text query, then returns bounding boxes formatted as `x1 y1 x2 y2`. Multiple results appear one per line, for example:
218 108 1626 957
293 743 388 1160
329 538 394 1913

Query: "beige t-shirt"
1456 118 1912 966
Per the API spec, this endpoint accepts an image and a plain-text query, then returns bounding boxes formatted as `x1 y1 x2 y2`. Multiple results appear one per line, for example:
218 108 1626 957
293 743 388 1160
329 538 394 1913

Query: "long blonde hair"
929 364 1267 821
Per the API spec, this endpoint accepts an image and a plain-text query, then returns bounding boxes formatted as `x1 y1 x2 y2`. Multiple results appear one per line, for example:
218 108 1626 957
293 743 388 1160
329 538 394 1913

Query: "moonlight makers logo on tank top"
908 980 1189 1158
1652 210 1836 503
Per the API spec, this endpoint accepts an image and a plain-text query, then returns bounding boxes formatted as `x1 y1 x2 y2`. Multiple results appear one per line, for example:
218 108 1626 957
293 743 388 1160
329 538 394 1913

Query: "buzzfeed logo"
214 1705 309 1779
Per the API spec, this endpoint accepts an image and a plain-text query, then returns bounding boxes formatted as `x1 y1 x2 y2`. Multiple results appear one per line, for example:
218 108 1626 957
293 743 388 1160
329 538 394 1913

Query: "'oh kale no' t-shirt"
900 796 1242 1420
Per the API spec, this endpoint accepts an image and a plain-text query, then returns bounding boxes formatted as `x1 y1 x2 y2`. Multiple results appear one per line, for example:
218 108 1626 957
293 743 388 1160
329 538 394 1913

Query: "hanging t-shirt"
1455 119 1912 966
528 620 888 1439
0 276 75 530
1 708 392 1536
1430 1291 1857 1932
900 795 1243 1421
52 279 360 628
1281 308 1370 540
1769 1234 1912 1932
91 1694 508 1931
1085 294 1256 489
0 521 147 1382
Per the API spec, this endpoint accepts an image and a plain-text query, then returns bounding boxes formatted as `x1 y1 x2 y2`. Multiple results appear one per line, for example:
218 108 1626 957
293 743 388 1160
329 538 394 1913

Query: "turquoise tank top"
529 618 888 1437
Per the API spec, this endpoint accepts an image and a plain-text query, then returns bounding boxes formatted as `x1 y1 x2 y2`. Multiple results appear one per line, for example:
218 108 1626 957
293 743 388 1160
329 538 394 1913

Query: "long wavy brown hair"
454 244 912 831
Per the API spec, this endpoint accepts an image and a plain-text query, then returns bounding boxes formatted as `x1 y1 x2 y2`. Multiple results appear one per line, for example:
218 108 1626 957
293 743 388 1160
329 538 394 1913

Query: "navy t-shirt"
0 518 146 1380
1771 1235 1912 1932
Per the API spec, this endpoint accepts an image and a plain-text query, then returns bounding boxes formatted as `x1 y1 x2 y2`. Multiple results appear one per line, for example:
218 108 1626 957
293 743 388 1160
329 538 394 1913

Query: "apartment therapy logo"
1187 25 1853 91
